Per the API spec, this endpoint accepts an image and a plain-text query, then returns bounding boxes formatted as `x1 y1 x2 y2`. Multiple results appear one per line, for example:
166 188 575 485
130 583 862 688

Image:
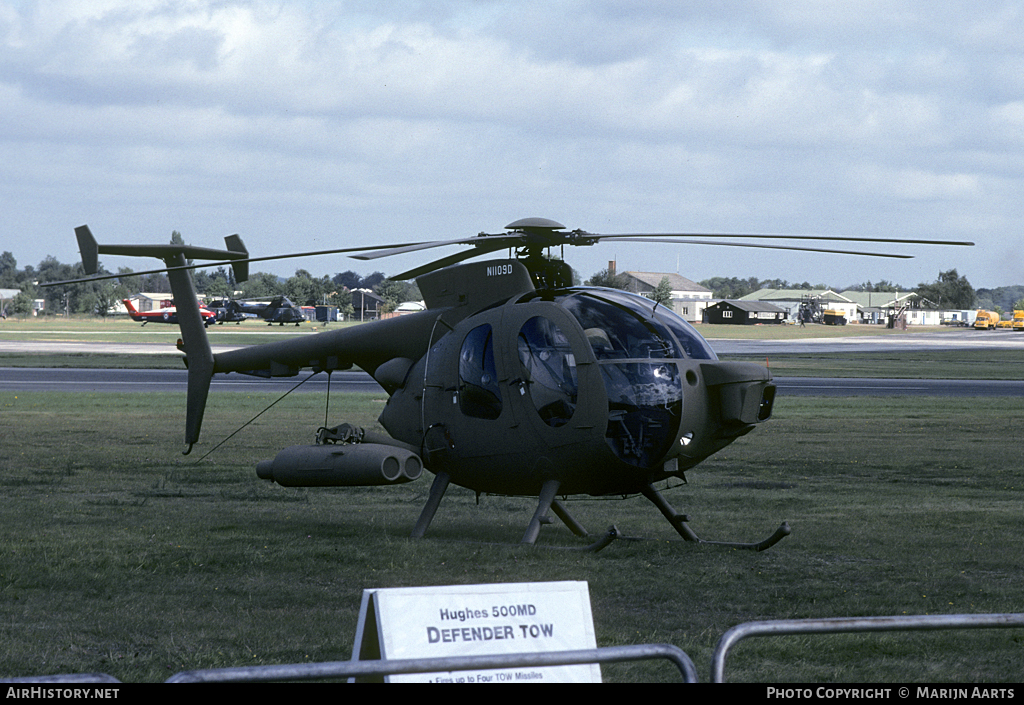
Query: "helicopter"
122 297 217 327
67 219 973 550
206 295 306 326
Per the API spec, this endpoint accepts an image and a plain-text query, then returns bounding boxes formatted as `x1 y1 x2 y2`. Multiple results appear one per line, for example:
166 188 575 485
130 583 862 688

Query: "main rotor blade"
606 238 915 258
586 232 976 247
351 234 524 261
390 241 517 280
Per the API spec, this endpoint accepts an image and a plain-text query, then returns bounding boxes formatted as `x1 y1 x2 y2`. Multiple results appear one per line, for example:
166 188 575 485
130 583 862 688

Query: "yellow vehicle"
1013 310 1024 331
974 310 1000 330
822 309 848 326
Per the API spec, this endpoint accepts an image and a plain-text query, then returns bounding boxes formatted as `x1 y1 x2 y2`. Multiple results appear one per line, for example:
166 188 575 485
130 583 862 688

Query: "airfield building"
619 270 714 323
704 300 787 325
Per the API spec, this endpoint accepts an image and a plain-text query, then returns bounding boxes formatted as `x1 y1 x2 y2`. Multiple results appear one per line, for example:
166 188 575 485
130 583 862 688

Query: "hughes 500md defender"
67 218 972 550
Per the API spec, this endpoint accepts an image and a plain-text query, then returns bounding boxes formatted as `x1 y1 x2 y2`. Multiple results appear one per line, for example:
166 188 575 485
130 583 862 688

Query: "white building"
620 271 714 323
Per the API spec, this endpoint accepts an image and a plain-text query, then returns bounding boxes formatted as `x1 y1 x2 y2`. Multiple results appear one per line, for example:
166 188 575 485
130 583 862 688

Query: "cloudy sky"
2 1 1021 289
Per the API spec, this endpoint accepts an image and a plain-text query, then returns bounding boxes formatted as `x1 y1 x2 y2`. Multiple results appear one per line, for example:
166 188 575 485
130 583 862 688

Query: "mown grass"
724 349 1024 380
0 315 346 347
1 390 1022 682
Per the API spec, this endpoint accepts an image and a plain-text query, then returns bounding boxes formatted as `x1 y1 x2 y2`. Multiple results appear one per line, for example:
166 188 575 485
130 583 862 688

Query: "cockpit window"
519 288 716 360
517 316 578 427
459 324 501 420
557 290 678 359
652 307 717 360
514 288 699 466
602 361 682 467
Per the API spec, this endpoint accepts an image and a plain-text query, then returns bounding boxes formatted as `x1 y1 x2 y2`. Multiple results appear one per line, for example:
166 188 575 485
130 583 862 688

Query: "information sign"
351 581 600 683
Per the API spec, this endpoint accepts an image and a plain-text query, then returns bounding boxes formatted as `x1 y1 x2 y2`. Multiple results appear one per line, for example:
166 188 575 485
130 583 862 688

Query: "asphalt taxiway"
2 328 1022 396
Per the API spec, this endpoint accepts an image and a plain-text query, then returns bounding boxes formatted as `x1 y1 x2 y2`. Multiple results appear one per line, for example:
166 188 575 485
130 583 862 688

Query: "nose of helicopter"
701 360 776 425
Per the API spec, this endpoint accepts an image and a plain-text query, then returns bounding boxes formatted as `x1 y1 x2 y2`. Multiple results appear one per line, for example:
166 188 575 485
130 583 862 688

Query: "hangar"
704 300 787 325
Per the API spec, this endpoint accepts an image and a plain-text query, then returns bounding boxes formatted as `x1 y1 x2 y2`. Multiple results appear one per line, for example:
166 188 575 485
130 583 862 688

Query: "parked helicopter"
68 219 973 550
123 297 216 327
207 296 306 326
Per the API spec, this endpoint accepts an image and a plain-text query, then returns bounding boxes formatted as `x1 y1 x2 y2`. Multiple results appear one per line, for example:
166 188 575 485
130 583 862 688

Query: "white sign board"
352 581 600 683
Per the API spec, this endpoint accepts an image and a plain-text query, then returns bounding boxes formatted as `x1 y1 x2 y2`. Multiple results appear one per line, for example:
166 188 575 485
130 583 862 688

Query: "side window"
459 324 502 420
517 316 578 427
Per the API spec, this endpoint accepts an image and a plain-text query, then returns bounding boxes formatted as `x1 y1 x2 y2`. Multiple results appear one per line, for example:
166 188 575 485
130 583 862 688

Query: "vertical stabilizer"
164 252 214 454
75 225 99 275
223 234 248 283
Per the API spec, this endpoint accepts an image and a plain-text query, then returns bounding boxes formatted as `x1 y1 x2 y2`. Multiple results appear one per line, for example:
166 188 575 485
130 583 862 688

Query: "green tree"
586 267 629 289
90 279 123 317
915 269 975 309
239 272 283 299
10 291 34 317
35 256 87 315
700 276 762 299
0 251 17 287
375 278 419 314
646 276 673 305
332 270 365 290
285 269 317 305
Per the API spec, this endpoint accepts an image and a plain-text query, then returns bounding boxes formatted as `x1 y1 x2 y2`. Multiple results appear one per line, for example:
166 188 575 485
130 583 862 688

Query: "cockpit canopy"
517 287 717 362
513 287 715 468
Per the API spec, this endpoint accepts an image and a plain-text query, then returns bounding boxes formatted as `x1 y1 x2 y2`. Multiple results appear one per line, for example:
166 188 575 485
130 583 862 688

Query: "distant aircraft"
207 296 306 326
123 298 216 327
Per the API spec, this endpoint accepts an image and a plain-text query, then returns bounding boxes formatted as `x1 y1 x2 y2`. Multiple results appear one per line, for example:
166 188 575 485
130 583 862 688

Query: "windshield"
522 287 716 361
515 287 713 467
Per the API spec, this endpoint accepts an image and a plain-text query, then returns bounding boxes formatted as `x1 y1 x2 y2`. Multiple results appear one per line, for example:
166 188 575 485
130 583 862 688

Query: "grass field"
1 318 1023 682
2 392 1023 683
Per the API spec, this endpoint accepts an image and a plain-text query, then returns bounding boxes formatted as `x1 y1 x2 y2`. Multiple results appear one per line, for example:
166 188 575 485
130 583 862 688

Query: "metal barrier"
2 644 696 683
167 644 697 682
712 612 1024 683
8 613 1024 683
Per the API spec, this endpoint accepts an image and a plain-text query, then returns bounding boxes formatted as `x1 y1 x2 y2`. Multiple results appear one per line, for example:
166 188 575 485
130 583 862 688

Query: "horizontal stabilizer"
74 225 249 272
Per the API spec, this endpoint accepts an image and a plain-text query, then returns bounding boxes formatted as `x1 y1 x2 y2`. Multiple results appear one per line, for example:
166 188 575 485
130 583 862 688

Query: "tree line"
0 233 420 319
3 236 1020 318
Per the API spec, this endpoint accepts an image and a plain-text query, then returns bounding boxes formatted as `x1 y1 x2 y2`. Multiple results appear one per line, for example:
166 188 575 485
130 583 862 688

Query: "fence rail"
712 612 1024 683
2 644 697 684
168 643 697 683
6 612 1023 683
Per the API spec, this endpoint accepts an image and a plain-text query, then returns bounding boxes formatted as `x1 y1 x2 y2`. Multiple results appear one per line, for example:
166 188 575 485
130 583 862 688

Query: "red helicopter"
123 297 217 327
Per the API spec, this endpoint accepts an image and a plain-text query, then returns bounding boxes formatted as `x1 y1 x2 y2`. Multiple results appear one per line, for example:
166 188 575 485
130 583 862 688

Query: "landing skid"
410 472 619 551
641 483 791 551
409 473 789 552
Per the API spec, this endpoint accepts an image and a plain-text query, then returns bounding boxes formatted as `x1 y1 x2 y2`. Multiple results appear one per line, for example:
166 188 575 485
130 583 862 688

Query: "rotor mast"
502 218 579 289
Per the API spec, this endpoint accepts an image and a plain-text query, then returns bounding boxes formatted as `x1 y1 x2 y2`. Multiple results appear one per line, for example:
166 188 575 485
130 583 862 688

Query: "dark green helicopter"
69 218 972 550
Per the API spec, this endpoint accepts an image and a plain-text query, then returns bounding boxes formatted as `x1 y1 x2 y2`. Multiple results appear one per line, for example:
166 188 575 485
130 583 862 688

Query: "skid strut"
410 471 450 539
521 480 561 545
642 484 790 551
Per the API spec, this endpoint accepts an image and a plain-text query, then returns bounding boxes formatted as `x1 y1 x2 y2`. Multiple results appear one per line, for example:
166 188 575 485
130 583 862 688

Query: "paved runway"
2 327 1023 358
3 370 1023 398
2 328 1022 396
708 329 1024 355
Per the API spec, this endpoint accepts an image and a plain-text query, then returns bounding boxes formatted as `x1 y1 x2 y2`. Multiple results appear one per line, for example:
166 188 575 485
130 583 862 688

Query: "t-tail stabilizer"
74 225 249 453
